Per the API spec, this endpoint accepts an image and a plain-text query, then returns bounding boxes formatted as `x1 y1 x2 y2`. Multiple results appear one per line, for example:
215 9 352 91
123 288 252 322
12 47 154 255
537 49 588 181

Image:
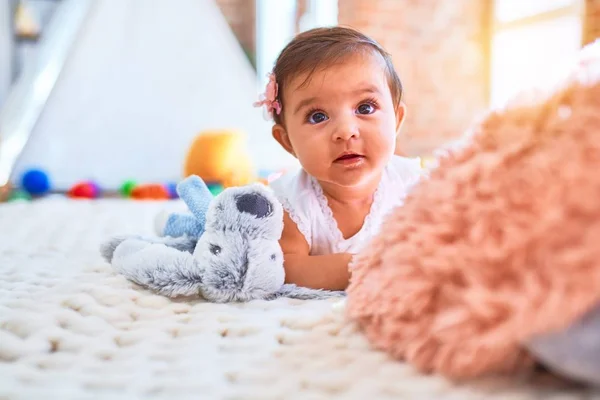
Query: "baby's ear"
272 124 296 157
395 102 407 134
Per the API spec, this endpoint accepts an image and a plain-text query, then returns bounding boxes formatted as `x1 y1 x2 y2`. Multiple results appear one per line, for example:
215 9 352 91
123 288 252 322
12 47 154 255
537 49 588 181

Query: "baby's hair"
270 26 403 125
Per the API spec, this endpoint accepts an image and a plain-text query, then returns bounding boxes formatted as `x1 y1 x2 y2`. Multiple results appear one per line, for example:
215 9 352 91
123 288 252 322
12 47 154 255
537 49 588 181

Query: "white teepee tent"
4 0 295 190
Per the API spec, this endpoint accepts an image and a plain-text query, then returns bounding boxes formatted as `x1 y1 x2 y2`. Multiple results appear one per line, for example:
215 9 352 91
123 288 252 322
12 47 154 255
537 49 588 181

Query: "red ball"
68 182 98 199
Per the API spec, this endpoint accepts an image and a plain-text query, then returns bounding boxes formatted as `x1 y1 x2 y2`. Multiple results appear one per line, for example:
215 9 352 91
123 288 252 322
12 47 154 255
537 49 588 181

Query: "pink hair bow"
254 73 282 119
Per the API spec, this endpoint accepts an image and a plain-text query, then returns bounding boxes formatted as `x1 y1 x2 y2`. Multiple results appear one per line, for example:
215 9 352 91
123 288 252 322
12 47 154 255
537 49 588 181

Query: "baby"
255 27 424 291
155 27 424 292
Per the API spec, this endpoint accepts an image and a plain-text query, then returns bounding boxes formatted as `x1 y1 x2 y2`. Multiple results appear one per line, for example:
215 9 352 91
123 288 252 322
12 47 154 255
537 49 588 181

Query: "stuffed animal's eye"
210 244 221 255
270 254 276 261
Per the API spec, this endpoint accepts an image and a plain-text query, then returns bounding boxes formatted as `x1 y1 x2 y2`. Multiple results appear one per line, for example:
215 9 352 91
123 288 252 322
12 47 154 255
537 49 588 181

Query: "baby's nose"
235 192 273 218
333 115 360 141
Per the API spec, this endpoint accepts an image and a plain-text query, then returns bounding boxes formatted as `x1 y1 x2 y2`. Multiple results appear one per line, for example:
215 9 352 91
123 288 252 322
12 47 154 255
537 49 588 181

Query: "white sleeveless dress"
269 156 425 255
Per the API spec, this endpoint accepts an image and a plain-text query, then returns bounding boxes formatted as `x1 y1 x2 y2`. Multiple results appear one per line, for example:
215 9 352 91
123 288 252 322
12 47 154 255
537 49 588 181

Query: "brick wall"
213 0 600 155
215 0 309 61
215 0 256 58
584 0 600 44
338 0 490 156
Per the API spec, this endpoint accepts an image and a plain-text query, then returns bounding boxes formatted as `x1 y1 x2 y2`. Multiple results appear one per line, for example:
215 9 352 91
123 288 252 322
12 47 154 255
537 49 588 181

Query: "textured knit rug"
0 198 598 400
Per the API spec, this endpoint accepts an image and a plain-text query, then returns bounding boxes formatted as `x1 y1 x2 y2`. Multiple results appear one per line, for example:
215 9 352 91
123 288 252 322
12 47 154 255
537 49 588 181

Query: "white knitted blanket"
0 198 597 400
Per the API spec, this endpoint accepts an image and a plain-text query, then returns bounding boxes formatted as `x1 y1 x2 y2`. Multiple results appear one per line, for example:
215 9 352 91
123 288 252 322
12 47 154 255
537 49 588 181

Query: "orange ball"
184 130 255 187
130 184 170 200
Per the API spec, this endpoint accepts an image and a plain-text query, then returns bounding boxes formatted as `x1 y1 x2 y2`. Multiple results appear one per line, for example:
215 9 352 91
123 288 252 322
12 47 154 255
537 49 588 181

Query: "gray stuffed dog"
100 175 345 303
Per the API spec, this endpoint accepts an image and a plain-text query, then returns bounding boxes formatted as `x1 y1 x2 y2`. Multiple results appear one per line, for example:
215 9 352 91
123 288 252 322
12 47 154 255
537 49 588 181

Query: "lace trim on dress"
309 172 387 252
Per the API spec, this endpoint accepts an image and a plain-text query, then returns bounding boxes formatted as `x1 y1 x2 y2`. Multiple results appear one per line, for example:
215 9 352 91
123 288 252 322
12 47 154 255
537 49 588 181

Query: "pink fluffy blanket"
346 42 600 380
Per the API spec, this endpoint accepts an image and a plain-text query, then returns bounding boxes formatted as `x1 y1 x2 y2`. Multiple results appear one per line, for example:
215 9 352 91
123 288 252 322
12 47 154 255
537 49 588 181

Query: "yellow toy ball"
184 130 255 187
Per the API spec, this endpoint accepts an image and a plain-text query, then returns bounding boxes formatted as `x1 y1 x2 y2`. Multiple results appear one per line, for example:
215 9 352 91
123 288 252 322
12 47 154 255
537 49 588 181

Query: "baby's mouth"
334 152 365 164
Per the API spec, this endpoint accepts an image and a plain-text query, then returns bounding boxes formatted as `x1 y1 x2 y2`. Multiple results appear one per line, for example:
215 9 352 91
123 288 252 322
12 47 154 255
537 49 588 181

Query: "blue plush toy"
160 176 213 239
101 175 344 302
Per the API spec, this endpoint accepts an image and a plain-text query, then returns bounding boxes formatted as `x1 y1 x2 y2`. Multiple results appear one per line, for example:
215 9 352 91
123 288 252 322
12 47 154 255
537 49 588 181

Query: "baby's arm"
279 211 352 291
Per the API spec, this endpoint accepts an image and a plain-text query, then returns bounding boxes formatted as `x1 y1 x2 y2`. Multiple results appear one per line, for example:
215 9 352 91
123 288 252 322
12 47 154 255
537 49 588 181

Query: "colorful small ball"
206 182 224 196
130 184 170 200
164 182 179 199
7 189 31 202
68 181 99 199
21 168 50 196
89 181 101 196
120 180 137 197
0 184 11 202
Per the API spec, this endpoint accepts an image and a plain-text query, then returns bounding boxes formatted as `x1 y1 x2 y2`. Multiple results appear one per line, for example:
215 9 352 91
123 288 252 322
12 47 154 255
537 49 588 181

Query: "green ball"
120 180 137 197
8 189 32 202
207 183 224 196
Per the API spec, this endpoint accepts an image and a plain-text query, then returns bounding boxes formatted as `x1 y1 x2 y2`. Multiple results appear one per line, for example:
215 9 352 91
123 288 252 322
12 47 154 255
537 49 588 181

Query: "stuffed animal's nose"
236 193 273 218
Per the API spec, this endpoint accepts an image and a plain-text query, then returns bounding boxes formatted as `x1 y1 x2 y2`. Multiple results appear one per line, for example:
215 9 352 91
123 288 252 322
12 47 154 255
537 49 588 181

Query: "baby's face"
277 52 399 188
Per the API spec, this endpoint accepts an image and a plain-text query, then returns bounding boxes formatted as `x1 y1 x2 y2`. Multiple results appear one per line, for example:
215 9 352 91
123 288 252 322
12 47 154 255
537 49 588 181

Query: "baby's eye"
357 103 375 115
307 111 328 124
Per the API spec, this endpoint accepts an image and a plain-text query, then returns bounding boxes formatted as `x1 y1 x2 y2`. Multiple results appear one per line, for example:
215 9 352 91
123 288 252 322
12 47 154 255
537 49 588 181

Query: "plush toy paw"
100 234 140 263
111 238 155 264
100 235 197 264
270 284 346 300
110 237 204 298
154 210 171 236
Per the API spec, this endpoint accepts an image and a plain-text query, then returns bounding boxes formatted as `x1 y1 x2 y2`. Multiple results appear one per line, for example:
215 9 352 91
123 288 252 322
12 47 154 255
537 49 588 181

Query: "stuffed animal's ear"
235 192 273 218
177 175 213 223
